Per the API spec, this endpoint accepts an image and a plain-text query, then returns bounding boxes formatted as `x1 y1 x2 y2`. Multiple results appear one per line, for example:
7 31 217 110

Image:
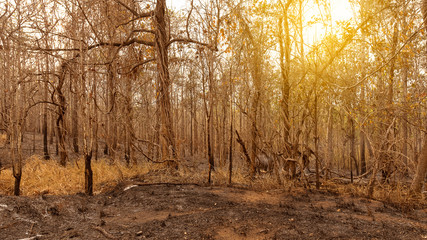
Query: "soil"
0 170 426 240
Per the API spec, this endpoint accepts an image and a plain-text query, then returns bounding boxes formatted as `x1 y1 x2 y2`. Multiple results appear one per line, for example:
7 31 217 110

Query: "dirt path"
0 178 426 240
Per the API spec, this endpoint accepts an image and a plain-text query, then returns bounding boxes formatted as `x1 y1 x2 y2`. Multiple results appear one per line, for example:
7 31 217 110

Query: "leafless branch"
168 38 216 51
112 0 153 18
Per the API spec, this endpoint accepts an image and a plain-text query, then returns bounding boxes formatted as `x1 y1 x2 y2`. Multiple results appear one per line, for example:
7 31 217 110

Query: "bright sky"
306 0 355 42
169 0 354 21
169 0 188 10
330 0 354 23
169 0 355 43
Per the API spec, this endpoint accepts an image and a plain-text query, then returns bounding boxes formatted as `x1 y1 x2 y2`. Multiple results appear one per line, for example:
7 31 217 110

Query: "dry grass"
182 166 285 190
1 155 422 210
322 179 426 210
0 156 154 196
0 156 286 196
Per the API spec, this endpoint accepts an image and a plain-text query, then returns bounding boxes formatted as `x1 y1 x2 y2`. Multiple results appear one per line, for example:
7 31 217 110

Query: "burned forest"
0 0 426 239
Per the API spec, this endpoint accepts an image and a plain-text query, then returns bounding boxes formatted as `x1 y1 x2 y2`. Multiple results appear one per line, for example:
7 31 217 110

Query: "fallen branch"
18 235 43 240
235 130 251 166
329 169 372 180
133 182 202 187
92 226 117 239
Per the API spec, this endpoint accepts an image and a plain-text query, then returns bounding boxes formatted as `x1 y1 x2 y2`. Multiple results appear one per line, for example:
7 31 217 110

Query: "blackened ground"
0 171 426 240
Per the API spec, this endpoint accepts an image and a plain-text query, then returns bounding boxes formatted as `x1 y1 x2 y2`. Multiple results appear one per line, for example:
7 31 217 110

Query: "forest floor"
0 133 426 239
0 169 426 240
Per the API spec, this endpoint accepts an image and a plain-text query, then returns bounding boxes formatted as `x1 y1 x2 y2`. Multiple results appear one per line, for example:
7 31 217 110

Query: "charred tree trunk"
42 99 50 159
57 63 68 166
207 113 214 183
228 71 234 185
72 79 79 154
207 49 216 184
85 150 93 196
12 129 23 196
236 130 251 167
43 53 50 160
228 109 233 185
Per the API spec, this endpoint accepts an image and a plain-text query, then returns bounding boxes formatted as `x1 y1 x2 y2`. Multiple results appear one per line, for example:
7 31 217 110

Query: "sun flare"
304 0 355 43
170 0 356 44
330 0 354 23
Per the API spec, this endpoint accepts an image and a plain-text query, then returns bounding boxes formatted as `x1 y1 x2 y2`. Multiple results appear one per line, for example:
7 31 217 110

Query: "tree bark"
84 151 93 196
105 63 117 159
71 73 79 154
124 73 134 166
155 0 177 166
327 107 333 179
360 85 366 174
278 1 292 150
57 63 68 166
314 84 320 189
207 74 215 183
411 139 427 193
228 102 233 185
350 117 358 182
43 46 50 160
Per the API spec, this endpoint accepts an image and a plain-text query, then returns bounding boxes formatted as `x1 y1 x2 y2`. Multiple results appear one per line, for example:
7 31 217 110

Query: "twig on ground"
92 226 117 239
18 235 43 240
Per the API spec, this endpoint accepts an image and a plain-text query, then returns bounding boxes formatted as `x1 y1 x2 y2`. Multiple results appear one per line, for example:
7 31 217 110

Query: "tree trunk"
314 86 320 189
228 67 234 185
207 114 214 183
350 117 358 180
207 87 215 183
402 58 408 175
278 2 292 150
125 73 134 166
360 85 366 174
105 63 117 158
72 79 79 154
85 151 93 195
327 107 333 179
228 103 233 185
43 52 50 160
155 0 177 166
190 83 194 156
13 168 21 196
12 128 23 196
57 63 68 166
249 39 262 179
411 139 427 193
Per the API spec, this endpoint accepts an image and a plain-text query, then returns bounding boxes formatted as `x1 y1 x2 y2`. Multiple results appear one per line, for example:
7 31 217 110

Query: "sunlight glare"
305 0 355 44
331 0 354 23
169 0 188 10
168 0 355 45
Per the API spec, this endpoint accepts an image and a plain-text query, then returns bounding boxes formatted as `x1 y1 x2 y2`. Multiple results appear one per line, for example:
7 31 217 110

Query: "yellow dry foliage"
0 156 153 196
